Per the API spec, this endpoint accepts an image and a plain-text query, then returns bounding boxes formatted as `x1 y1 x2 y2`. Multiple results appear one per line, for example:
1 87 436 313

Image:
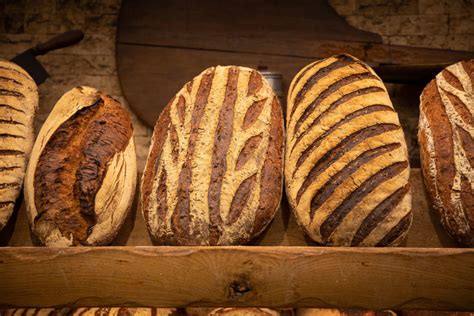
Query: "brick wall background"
0 0 473 172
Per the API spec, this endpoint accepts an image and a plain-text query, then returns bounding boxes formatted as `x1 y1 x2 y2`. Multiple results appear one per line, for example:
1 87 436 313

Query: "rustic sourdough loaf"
0 60 38 231
418 59 473 247
24 86 136 246
141 65 284 245
285 54 412 246
208 308 280 316
70 308 178 316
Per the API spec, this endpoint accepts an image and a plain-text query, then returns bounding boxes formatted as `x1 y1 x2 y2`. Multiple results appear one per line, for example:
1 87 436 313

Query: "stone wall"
0 0 472 172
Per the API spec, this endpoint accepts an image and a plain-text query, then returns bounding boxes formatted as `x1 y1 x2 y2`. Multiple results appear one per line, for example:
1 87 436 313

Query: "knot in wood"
228 279 252 300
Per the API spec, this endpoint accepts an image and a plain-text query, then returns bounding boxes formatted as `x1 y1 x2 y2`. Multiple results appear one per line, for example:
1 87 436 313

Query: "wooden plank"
0 169 457 248
116 0 382 53
0 246 473 309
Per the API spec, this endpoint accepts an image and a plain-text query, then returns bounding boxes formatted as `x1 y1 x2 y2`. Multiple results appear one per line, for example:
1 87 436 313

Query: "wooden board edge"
1 246 473 310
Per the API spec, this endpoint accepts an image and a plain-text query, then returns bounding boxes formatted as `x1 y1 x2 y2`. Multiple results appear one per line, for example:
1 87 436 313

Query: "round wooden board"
116 0 383 127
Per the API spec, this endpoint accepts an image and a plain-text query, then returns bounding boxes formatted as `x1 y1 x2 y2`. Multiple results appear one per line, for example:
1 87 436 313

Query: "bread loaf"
0 60 38 231
208 308 280 316
70 308 178 316
285 54 412 246
418 59 473 247
141 65 284 245
24 86 136 246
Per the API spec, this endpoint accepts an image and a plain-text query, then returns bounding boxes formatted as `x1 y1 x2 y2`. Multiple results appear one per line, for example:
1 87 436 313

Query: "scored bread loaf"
70 308 178 316
418 59 473 247
141 65 284 245
208 308 280 316
24 86 137 246
0 60 38 231
285 54 412 246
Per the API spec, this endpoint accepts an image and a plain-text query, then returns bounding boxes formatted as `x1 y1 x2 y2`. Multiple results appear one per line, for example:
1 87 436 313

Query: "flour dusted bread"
141 65 284 245
70 308 178 316
25 86 136 246
208 308 280 316
285 54 412 246
418 59 474 247
0 60 38 231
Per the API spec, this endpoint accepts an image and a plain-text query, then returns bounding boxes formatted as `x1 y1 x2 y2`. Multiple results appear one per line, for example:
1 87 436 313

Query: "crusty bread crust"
0 59 38 231
141 65 284 245
24 86 136 246
418 59 473 247
285 54 412 246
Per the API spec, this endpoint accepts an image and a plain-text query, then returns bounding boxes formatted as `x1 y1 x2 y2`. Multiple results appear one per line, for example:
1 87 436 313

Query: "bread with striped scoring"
285 54 412 247
141 65 284 245
418 59 473 247
0 60 38 231
24 86 137 246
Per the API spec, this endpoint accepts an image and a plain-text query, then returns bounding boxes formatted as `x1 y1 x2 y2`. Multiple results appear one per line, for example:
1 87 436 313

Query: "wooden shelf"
0 169 473 310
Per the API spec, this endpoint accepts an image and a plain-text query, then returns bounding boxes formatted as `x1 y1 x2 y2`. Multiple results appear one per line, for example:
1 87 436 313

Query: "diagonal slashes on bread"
286 54 412 246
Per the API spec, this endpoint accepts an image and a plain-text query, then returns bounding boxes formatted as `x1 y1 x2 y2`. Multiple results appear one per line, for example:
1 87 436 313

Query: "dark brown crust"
0 118 23 125
0 201 14 208
252 97 284 235
0 133 25 139
176 95 186 124
0 149 24 156
290 60 324 100
0 88 24 98
461 175 474 234
0 76 22 85
0 166 20 172
293 72 379 136
0 65 31 79
34 95 133 245
290 55 355 120
352 184 410 246
295 104 394 173
227 173 257 225
376 212 412 246
247 70 262 97
290 86 385 154
169 123 179 163
421 76 466 245
235 133 263 171
442 69 464 91
320 161 408 242
310 143 401 218
141 104 172 224
296 123 400 204
0 103 25 113
243 99 266 130
172 69 215 242
207 67 238 245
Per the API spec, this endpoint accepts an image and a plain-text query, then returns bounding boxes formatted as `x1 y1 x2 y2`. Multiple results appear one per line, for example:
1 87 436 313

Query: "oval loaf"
418 59 473 247
141 65 284 245
0 60 38 231
285 54 412 246
25 86 137 246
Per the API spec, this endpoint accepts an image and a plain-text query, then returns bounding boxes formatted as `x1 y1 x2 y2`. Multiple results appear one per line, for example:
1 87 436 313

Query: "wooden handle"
33 30 84 56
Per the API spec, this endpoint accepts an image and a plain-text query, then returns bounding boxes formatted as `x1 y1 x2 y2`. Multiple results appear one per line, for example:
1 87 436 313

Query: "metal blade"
10 49 49 85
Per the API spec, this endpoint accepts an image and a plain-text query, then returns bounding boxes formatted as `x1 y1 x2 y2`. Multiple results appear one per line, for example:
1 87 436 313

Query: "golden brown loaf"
70 308 178 316
0 60 38 231
208 308 280 316
285 54 412 246
24 86 137 246
141 65 284 245
418 59 473 247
